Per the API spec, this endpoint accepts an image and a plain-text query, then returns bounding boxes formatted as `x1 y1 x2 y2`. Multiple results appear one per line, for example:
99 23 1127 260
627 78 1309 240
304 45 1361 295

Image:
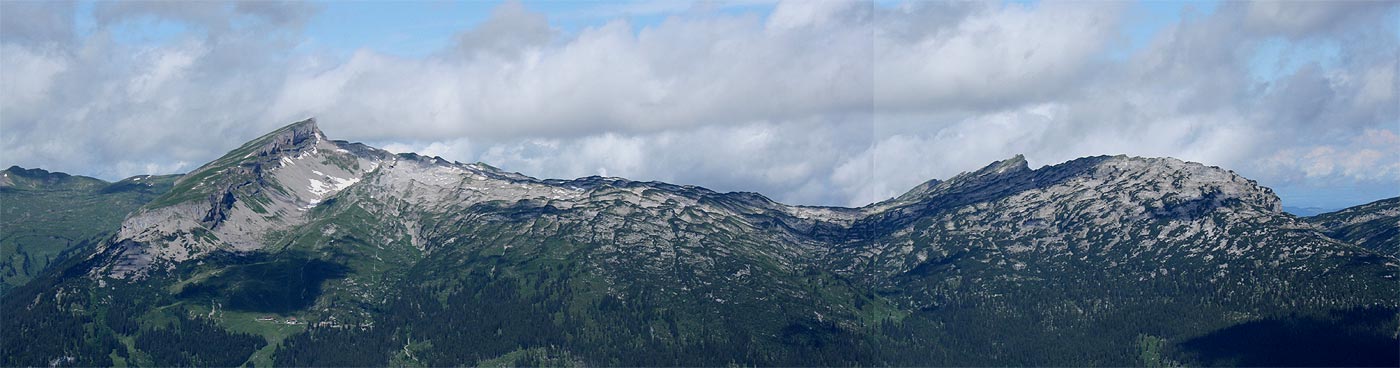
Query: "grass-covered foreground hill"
0 166 178 295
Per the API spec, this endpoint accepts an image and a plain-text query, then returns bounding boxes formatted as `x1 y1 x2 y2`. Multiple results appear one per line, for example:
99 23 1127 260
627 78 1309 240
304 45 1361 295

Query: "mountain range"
3 119 1397 367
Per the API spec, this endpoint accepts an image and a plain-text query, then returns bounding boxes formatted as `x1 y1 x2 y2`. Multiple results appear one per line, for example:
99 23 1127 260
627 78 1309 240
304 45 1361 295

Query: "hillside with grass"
0 167 178 294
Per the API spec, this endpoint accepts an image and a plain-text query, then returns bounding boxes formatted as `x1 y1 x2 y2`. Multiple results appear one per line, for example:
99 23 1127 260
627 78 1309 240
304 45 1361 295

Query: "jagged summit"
987 154 1030 173
885 154 1028 206
251 118 323 157
944 154 1030 183
177 118 325 181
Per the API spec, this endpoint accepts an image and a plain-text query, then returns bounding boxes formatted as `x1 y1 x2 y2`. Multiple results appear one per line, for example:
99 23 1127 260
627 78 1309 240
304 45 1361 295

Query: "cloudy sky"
2 0 1397 209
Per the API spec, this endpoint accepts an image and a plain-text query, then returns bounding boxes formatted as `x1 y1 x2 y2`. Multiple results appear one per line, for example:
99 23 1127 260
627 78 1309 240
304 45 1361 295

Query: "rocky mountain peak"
884 154 1038 207
942 154 1032 187
166 118 325 189
253 118 323 158
1089 155 1283 213
871 155 1283 232
889 178 943 204
98 119 383 278
986 154 1030 174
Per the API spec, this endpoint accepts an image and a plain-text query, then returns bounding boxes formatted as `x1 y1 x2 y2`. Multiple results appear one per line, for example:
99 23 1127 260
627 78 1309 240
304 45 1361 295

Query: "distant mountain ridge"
3 119 1397 367
1284 206 1339 216
1304 197 1400 257
95 120 1294 281
1 166 108 191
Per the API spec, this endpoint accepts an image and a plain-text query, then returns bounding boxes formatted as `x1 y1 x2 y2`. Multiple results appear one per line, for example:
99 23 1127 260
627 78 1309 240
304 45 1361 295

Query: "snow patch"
307 175 361 199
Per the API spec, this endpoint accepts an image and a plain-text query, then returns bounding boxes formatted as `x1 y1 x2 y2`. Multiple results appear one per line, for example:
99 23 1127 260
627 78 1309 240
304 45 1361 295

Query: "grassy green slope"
0 167 178 294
